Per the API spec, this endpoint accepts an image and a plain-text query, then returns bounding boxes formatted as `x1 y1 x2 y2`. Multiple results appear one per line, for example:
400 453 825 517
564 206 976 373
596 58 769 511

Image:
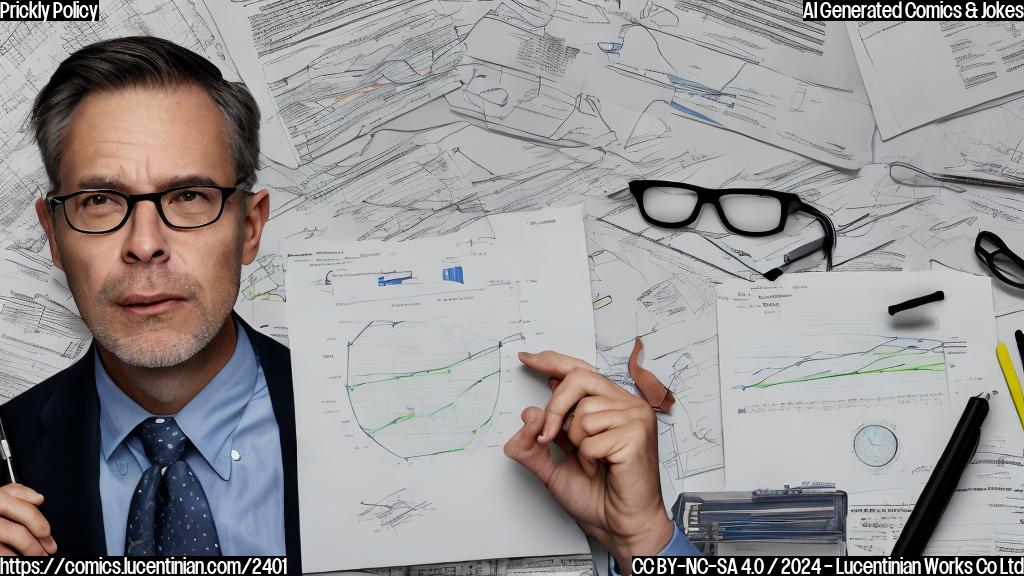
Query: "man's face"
35 85 267 368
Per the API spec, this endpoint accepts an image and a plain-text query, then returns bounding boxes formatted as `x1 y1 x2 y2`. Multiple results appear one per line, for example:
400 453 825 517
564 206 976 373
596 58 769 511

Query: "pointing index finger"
518 351 595 379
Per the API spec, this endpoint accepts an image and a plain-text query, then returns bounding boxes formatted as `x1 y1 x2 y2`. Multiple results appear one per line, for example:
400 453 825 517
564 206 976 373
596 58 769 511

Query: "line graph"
346 319 522 459
737 335 949 393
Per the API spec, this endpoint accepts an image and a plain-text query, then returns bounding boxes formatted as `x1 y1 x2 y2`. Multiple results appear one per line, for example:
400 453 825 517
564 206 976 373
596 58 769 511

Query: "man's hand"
504 350 673 572
0 484 56 556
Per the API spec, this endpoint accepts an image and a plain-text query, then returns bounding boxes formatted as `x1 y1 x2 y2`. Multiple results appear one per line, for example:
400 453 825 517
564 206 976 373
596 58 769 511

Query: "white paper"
631 1 862 91
846 445 1024 555
716 271 1024 555
205 0 464 165
200 0 300 168
848 21 1024 139
717 271 1003 492
0 257 90 400
604 25 874 169
446 7 873 168
915 95 1024 185
622 0 864 90
286 207 594 571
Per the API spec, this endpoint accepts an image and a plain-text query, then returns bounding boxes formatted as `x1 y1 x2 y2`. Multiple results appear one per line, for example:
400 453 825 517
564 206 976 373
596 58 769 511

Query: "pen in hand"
0 415 15 485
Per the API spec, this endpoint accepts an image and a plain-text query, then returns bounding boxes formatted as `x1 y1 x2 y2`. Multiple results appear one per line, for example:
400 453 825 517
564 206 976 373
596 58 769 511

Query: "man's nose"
121 200 170 264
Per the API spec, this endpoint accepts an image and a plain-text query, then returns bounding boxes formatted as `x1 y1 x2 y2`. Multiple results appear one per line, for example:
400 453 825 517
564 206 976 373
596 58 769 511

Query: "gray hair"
30 36 261 195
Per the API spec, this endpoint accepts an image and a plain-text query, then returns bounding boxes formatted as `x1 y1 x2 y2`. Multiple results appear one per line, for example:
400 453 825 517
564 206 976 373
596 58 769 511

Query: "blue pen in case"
671 483 848 556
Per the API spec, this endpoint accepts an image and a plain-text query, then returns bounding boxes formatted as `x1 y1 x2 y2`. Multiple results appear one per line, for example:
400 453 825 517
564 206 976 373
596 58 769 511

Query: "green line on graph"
745 361 945 390
360 370 500 433
347 345 499 390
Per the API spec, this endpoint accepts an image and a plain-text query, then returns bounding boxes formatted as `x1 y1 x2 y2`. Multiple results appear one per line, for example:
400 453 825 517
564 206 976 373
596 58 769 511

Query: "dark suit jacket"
0 314 301 573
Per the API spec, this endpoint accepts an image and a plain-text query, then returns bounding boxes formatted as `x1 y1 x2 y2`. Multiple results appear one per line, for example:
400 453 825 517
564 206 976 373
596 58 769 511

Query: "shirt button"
231 449 241 462
117 459 128 475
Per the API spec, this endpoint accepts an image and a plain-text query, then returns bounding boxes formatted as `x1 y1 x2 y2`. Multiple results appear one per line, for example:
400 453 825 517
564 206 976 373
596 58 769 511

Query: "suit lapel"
237 316 301 573
28 346 107 554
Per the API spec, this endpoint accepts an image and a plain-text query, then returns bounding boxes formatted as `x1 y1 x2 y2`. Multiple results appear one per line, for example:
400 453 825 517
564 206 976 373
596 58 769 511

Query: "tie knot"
133 417 187 466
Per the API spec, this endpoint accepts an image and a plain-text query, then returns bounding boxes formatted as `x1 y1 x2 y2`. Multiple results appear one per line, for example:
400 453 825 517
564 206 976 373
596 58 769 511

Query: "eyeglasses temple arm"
934 171 1024 192
795 202 836 271
887 161 1024 193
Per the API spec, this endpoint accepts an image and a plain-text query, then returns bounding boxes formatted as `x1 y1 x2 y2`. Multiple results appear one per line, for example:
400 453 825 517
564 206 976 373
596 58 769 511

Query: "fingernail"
519 351 534 359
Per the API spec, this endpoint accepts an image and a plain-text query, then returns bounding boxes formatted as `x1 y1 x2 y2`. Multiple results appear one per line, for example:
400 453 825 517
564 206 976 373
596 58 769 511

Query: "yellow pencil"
996 341 1024 431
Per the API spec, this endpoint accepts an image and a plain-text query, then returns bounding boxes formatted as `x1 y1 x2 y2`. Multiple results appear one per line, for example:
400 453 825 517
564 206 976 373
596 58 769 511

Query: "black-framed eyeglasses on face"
46 182 250 234
624 180 836 271
975 231 1024 289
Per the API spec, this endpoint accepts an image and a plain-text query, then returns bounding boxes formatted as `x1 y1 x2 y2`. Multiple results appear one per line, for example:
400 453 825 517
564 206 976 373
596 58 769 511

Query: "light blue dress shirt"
96 323 286 555
662 526 701 555
609 526 701 575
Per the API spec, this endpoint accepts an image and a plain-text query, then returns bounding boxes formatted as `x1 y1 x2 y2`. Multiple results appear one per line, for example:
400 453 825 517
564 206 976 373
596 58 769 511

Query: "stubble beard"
70 266 234 369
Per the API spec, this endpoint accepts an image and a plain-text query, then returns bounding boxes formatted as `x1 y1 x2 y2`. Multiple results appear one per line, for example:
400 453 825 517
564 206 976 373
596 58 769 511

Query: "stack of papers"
848 21 1024 138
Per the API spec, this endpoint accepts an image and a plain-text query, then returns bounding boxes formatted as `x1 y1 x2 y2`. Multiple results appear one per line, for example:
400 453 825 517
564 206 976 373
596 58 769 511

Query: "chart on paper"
286 207 594 571
733 333 951 400
325 264 528 463
717 271 999 492
344 293 525 460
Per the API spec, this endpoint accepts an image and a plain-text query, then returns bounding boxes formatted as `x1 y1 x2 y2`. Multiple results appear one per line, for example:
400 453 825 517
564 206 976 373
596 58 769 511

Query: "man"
0 36 696 571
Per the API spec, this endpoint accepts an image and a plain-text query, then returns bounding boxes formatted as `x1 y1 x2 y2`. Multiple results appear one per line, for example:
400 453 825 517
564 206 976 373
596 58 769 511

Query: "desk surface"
2 5 1024 562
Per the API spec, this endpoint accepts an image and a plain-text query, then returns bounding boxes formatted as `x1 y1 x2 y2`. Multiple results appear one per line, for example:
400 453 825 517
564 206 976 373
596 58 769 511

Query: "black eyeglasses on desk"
619 180 836 277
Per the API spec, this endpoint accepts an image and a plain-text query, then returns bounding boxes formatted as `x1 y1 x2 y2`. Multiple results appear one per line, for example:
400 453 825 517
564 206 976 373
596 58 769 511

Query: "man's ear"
35 198 64 271
241 188 270 265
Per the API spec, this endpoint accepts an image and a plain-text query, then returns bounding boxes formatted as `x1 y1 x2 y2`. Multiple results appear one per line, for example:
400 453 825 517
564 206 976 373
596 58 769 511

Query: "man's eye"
171 190 211 203
77 194 117 210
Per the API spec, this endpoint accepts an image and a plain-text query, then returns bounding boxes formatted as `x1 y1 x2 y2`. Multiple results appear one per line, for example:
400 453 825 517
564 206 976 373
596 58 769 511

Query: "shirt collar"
95 321 259 481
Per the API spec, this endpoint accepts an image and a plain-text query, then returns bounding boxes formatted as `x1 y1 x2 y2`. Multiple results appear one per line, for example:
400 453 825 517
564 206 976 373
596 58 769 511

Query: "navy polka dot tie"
124 417 221 556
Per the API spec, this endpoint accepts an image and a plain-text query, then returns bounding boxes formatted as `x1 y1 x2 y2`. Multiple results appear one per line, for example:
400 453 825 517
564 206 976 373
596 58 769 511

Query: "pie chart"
854 424 898 467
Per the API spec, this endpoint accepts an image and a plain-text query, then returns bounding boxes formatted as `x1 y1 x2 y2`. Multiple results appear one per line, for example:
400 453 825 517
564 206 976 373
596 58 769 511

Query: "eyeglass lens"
63 187 225 232
976 235 999 255
641 186 784 233
992 252 1024 285
976 232 1024 288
